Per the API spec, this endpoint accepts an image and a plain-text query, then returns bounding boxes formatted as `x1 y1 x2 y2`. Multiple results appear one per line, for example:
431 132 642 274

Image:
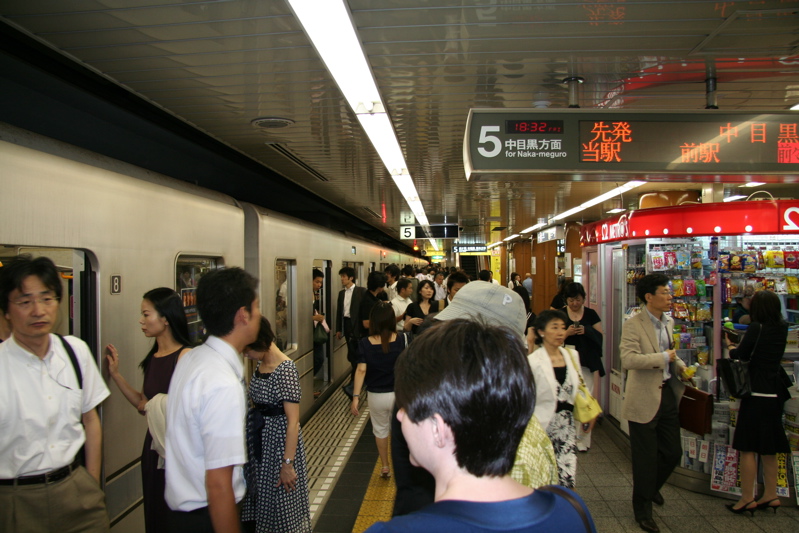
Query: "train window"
175 255 224 344
275 259 293 352
341 261 364 286
312 261 331 398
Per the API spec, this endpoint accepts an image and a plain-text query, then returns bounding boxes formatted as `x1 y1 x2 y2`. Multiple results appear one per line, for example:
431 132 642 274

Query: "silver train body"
0 123 421 531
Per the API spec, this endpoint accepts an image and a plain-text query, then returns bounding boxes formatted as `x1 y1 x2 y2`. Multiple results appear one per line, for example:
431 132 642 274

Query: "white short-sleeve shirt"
165 336 247 511
391 296 412 332
0 334 110 478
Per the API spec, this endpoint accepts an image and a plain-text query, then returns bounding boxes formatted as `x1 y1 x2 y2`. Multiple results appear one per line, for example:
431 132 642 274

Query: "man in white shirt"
433 272 447 301
0 255 110 532
166 267 261 533
391 278 414 332
384 264 400 302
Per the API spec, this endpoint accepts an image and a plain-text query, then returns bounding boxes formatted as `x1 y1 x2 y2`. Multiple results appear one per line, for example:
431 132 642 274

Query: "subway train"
0 122 423 530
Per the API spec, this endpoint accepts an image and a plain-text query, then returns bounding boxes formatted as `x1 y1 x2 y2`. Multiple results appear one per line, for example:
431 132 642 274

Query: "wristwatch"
283 457 293 466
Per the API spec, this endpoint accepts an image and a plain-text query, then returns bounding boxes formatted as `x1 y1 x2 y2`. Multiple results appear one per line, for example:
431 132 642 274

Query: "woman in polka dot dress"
242 317 311 533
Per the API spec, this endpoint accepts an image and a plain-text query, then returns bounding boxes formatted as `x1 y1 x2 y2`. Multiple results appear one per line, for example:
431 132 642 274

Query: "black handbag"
717 358 751 398
313 322 328 344
717 325 760 399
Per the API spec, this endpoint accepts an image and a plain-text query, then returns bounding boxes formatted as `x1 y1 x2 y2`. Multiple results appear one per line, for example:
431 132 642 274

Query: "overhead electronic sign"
464 109 799 180
453 244 488 254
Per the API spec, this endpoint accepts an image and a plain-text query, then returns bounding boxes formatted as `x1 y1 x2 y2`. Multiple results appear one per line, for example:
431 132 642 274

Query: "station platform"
303 392 799 533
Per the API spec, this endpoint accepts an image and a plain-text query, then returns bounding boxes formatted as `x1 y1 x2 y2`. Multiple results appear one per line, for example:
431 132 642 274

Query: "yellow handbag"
568 349 602 423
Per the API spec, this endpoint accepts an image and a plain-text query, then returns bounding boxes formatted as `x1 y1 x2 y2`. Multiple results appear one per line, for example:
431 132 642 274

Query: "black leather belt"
0 458 79 486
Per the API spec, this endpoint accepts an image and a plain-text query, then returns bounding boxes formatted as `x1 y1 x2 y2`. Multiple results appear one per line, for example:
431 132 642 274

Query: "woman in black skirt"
724 290 791 515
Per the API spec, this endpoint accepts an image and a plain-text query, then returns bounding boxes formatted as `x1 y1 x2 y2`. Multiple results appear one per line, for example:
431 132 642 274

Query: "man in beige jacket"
620 273 686 533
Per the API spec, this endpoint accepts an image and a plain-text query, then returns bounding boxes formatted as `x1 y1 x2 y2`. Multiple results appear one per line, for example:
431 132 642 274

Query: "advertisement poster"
710 444 742 495
776 453 790 499
792 452 799 505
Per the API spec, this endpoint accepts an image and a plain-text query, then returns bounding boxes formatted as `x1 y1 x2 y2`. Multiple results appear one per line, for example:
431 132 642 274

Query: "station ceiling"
1 0 798 254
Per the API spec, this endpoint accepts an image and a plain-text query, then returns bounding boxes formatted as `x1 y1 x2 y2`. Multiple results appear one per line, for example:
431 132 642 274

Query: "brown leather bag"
679 385 714 435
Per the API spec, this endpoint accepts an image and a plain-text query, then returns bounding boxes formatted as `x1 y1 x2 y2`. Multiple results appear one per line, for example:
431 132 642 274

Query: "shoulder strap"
566 348 587 388
538 485 591 533
56 334 83 390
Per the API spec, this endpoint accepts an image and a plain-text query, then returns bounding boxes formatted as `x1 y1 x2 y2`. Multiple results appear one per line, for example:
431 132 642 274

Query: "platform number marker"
110 275 122 295
400 226 415 239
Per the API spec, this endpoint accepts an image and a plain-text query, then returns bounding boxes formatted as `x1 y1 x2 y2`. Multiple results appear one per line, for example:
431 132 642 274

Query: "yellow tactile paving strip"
351 451 395 533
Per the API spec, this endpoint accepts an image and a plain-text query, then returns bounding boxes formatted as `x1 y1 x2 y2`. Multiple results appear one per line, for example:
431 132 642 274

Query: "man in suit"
620 273 686 533
336 267 366 398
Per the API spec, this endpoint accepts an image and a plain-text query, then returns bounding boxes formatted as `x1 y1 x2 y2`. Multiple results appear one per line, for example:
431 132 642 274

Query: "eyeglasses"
11 295 60 310
656 291 672 296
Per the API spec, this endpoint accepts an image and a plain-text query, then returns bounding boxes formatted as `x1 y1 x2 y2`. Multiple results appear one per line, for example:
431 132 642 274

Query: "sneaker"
577 443 589 453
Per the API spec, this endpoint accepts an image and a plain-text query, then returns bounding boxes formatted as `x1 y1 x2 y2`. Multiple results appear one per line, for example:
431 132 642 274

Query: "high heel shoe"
380 467 391 479
725 501 757 516
756 498 780 513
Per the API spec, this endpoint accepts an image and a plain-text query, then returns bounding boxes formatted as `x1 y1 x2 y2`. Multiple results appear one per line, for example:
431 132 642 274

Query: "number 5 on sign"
400 226 415 239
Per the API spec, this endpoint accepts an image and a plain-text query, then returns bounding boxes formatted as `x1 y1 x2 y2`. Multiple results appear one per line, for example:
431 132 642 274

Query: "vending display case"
581 200 799 497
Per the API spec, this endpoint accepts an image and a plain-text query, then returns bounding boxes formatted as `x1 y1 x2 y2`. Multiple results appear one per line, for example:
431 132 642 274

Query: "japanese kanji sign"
464 109 799 180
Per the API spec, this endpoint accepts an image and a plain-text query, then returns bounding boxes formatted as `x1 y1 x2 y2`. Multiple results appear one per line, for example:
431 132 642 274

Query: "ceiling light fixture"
606 208 626 214
723 195 747 202
503 234 520 242
551 181 645 221
288 0 428 231
738 182 765 188
520 222 547 234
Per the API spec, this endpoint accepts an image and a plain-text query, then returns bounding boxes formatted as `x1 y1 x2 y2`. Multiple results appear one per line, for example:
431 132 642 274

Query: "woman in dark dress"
724 290 791 515
403 280 436 334
561 282 604 452
242 317 311 533
105 288 192 533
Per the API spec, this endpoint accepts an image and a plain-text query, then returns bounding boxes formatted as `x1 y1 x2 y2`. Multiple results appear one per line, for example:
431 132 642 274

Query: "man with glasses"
0 255 110 532
620 273 686 533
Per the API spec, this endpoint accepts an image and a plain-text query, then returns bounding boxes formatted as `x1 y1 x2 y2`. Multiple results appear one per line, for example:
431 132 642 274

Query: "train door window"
369 262 376 273
313 260 331 399
342 261 364 286
275 259 294 352
1 246 99 354
175 255 224 344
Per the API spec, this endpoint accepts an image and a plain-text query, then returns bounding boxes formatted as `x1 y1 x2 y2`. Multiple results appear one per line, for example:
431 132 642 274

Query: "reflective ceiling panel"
1 0 798 250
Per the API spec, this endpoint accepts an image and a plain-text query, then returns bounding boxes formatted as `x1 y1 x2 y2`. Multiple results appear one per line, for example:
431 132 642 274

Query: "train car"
0 122 420 531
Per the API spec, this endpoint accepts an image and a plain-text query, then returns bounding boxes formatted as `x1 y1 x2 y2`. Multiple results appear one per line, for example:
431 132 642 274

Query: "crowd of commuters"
3 255 792 533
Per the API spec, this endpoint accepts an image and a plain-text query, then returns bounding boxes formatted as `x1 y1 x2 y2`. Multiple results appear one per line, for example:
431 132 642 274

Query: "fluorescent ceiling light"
738 182 765 188
289 0 429 233
487 242 502 249
520 222 546 234
724 195 747 202
792 103 799 111
552 181 645 221
503 234 520 241
428 239 439 251
606 208 626 214
356 113 406 173
552 206 585 221
286 0 381 112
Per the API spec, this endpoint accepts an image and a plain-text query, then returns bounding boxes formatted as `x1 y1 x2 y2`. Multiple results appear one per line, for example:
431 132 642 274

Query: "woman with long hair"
105 288 193 533
403 279 436 334
351 302 409 479
723 290 791 515
508 272 522 289
242 317 311 533
561 282 604 452
527 310 589 488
